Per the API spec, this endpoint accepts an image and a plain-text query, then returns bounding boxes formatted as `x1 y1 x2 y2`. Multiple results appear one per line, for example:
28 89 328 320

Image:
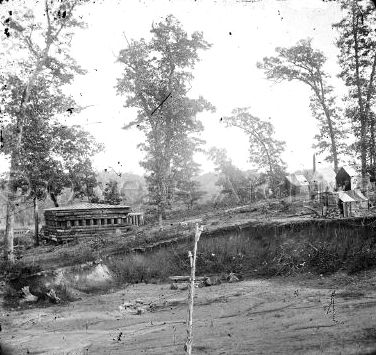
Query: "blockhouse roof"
44 203 130 212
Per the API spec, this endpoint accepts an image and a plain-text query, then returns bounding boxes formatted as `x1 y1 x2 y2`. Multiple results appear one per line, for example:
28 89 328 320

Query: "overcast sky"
1 0 347 176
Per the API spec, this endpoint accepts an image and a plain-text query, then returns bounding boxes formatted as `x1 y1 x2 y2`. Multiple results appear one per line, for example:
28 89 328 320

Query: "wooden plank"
169 276 207 282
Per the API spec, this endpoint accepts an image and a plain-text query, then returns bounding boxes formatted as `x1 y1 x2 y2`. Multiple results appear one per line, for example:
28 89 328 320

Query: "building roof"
44 202 130 211
338 189 368 203
347 189 368 202
338 191 356 203
339 165 359 178
285 173 309 187
285 174 300 186
295 174 309 186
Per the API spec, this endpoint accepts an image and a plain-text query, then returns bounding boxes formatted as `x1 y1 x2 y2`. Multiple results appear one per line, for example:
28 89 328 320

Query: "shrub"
345 249 376 274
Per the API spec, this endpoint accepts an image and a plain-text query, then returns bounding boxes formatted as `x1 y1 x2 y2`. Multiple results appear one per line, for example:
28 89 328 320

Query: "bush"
107 249 184 284
306 245 342 275
0 260 42 281
345 249 376 274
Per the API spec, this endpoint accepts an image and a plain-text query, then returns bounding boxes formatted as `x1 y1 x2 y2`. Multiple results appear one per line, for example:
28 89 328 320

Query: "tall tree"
222 108 286 194
2 75 102 244
333 0 376 181
0 0 89 261
257 39 345 173
116 15 214 227
50 125 103 206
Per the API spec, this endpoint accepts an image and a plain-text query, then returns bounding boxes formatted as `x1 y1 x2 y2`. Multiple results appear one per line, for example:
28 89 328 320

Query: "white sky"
1 0 347 176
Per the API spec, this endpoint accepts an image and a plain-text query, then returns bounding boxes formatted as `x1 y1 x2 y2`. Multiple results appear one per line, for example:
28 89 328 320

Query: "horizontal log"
169 276 208 282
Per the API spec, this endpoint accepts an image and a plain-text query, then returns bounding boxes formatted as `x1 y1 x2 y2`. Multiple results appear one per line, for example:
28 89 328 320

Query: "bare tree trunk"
33 197 39 246
351 3 368 181
4 184 16 263
185 224 203 354
3 0 74 262
370 116 376 180
49 192 59 207
4 151 20 262
323 107 339 173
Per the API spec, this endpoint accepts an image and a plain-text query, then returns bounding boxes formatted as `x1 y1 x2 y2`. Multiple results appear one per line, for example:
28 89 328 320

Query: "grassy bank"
3 216 376 307
106 218 376 283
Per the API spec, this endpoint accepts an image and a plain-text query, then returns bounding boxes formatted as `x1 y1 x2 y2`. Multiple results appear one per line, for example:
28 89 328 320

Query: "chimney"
313 153 316 173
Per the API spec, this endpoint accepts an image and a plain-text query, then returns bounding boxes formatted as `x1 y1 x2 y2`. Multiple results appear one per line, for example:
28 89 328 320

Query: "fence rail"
0 228 32 238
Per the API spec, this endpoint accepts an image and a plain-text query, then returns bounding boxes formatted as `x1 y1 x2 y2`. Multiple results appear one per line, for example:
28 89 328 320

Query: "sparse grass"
107 249 184 283
58 244 97 265
106 219 376 284
5 206 376 301
0 259 42 281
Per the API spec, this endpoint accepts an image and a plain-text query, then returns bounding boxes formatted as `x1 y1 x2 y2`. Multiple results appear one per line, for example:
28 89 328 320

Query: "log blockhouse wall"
43 203 144 240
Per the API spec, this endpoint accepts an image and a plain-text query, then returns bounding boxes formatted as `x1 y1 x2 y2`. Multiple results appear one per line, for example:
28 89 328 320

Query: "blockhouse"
44 203 144 241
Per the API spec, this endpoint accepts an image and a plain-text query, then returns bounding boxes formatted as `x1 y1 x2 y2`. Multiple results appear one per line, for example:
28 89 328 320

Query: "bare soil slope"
2 272 376 354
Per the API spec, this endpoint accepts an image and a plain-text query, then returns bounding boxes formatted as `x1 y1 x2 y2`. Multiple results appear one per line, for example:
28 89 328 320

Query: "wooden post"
185 223 204 354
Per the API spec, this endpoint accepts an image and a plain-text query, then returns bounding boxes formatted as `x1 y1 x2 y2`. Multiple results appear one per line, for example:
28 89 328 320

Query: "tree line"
1 0 375 262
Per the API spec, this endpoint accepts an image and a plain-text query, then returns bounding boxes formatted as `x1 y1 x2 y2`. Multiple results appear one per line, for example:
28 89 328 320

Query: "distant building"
336 166 371 191
284 174 309 197
44 203 144 241
337 189 369 217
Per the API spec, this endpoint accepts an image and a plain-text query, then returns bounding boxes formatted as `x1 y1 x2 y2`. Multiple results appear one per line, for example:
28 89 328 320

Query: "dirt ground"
1 271 376 355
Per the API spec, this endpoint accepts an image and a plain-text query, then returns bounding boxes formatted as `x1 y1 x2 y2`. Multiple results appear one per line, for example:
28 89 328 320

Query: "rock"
204 277 212 287
205 276 222 286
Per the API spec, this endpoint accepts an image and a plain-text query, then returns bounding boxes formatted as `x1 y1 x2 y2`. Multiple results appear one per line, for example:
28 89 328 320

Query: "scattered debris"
46 289 61 304
20 286 38 303
302 206 321 217
204 276 222 286
227 273 240 283
179 219 202 226
118 300 150 315
170 283 189 290
169 276 207 282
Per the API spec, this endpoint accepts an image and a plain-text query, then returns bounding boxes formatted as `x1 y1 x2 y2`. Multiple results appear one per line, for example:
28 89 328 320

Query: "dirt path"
1 276 376 354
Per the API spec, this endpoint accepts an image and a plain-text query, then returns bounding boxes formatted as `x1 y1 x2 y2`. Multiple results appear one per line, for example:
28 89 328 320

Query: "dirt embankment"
1 272 376 354
3 202 376 353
